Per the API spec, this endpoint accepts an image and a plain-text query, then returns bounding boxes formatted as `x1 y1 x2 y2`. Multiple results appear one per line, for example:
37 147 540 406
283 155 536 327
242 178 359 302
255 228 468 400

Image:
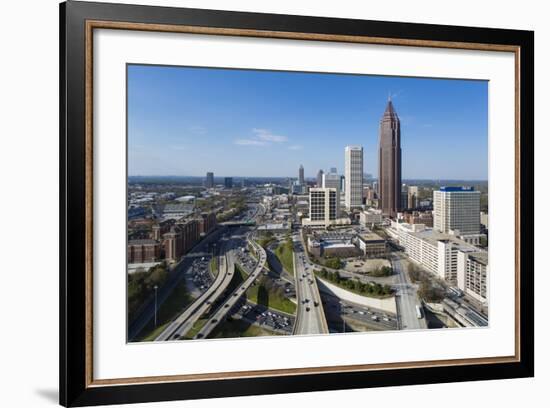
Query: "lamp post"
154 285 158 327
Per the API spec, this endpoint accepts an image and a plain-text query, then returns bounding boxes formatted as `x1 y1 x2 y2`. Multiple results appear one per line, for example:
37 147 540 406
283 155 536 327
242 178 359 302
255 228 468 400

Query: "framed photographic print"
59 0 534 406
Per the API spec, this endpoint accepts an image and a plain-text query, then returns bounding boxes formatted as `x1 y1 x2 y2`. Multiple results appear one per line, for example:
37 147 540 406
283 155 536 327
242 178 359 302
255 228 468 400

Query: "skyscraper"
224 177 233 189
322 168 340 190
205 172 214 188
316 169 324 187
298 164 305 186
344 146 364 210
378 98 402 217
407 185 419 209
433 186 481 242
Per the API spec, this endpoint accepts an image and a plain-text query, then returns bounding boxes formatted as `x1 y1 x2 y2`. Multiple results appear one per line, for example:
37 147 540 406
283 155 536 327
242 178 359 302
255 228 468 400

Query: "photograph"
126 64 490 342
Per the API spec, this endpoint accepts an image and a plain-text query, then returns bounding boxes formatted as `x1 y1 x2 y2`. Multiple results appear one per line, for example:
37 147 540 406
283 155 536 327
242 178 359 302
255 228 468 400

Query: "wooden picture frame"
60 1 534 406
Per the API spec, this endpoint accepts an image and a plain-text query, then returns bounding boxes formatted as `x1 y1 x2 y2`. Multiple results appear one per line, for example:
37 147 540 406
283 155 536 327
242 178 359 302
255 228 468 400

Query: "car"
196 333 204 338
306 307 311 312
224 304 230 308
313 301 319 307
212 319 218 323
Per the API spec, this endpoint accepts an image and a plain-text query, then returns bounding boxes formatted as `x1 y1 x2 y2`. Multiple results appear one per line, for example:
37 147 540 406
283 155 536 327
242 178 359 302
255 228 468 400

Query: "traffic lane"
294 250 326 334
167 253 235 340
391 256 426 330
322 294 398 331
196 241 267 339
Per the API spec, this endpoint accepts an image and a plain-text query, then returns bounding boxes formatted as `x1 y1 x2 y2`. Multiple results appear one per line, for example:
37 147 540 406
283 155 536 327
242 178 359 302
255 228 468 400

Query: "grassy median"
246 276 296 315
275 239 295 276
209 256 218 277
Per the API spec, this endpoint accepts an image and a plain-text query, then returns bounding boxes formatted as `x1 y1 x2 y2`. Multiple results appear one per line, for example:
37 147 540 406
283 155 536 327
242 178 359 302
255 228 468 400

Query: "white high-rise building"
303 188 339 227
344 146 364 210
433 187 481 243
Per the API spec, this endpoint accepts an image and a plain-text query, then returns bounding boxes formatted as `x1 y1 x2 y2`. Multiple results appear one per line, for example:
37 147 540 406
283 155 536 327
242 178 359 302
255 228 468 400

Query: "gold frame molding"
84 20 521 388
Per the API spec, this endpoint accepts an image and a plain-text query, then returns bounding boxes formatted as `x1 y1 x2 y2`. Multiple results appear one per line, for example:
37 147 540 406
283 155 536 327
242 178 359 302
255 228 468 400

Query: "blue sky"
128 64 488 180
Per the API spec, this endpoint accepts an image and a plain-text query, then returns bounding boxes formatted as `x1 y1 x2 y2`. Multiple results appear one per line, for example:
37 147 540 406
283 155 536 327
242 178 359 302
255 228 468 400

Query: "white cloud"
252 128 288 143
234 128 289 147
234 139 268 146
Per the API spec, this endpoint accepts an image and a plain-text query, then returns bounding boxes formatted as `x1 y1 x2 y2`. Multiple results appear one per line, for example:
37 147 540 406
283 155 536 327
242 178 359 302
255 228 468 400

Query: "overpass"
220 220 256 227
194 237 268 339
155 248 235 341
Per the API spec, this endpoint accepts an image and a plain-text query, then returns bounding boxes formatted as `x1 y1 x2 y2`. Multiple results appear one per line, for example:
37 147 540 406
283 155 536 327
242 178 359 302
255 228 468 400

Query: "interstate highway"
292 236 329 335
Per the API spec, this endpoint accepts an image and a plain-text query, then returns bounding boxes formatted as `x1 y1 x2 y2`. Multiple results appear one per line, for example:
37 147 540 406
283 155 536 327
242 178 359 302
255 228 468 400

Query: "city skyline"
128 65 488 179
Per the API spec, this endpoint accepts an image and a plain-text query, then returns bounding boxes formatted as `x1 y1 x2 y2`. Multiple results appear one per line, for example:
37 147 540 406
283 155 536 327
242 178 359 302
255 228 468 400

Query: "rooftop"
439 186 475 192
163 203 194 213
398 222 481 252
469 251 489 265
358 231 385 242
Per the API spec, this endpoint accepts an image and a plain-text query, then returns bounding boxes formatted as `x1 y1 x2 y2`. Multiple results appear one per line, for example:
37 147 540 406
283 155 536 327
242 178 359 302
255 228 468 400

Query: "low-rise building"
356 232 387 258
307 231 362 258
404 210 433 227
359 208 384 226
160 203 195 220
308 235 360 258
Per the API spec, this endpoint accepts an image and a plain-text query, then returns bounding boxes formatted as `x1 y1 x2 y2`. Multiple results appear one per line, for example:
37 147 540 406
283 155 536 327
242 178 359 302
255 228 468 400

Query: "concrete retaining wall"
317 277 397 314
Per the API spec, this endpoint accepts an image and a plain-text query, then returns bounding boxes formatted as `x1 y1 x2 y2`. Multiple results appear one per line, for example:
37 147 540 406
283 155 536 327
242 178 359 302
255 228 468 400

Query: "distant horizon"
128 174 488 182
128 65 488 180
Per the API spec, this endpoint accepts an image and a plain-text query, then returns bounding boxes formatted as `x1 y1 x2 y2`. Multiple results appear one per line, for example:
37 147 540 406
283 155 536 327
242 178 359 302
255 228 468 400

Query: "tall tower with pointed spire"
378 98 402 217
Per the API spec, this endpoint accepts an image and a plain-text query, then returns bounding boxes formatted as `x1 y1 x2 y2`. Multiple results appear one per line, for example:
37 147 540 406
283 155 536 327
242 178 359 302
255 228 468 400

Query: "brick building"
197 212 217 235
163 219 201 262
127 239 160 264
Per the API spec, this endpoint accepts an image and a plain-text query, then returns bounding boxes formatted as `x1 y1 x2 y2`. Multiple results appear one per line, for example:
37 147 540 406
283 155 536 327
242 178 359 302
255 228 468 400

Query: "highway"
391 255 427 330
152 205 264 341
292 236 329 335
154 227 250 340
127 226 225 341
154 251 234 340
194 238 268 339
